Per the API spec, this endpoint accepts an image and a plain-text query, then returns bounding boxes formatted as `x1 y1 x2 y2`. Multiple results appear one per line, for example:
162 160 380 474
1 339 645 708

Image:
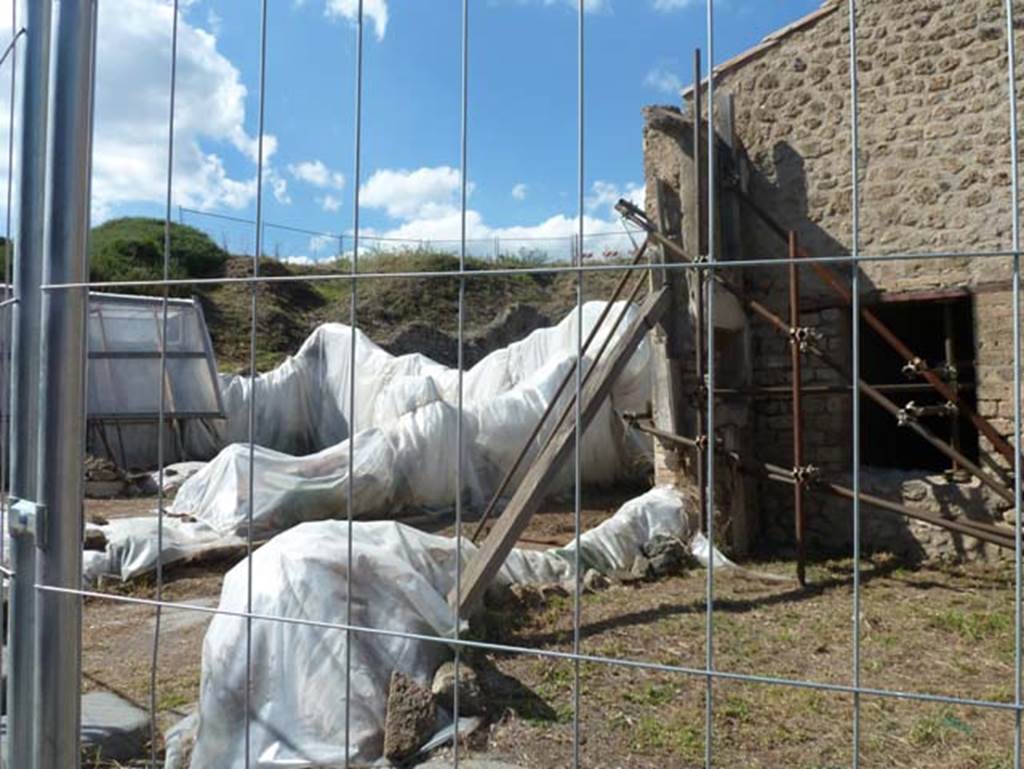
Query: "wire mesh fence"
2 1 1024 768
177 206 644 266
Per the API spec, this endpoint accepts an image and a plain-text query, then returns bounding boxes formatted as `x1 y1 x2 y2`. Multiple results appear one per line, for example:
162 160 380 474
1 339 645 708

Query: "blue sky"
4 0 824 262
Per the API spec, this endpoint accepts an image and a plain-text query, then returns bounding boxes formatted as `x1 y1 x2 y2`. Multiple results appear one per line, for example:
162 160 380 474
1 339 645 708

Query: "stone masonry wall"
650 0 1024 557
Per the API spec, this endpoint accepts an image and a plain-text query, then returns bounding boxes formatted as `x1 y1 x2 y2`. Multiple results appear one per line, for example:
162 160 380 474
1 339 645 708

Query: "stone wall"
645 0 1023 559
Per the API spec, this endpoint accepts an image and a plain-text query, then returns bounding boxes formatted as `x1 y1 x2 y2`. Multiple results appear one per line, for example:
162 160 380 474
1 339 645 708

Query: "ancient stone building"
643 0 1023 560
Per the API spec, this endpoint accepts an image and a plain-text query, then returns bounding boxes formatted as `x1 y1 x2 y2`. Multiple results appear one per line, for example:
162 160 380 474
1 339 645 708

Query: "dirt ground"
81 492 1021 768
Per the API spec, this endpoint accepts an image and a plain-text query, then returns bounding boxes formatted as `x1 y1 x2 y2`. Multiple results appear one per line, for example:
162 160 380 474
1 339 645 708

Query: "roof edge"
680 1 841 100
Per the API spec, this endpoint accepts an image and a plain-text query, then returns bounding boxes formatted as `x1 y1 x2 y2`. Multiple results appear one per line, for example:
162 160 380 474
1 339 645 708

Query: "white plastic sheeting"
182 300 649 464
182 487 689 769
89 302 652 579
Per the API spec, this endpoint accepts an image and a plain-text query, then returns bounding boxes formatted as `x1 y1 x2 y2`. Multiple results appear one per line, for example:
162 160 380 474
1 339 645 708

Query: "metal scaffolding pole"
692 48 708 540
33 1 97 767
789 231 807 585
625 215 1017 508
734 187 1021 468
942 301 969 483
627 417 1016 551
5 2 51 768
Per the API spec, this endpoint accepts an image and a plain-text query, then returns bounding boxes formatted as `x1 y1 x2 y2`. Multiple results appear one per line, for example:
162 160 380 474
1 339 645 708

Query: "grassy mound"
90 217 227 292
81 217 636 371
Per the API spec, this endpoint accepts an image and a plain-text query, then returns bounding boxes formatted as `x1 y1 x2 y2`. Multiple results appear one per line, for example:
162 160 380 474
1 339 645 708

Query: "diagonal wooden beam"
452 287 671 616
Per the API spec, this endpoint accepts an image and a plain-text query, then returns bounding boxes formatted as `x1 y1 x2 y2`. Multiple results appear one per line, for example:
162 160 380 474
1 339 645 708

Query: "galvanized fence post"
32 0 97 767
5 1 51 767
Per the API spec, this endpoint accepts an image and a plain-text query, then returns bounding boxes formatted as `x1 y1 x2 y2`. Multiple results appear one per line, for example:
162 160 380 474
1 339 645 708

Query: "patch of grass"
908 709 973 748
925 608 1011 643
535 661 574 701
720 695 752 723
630 714 703 763
158 689 191 712
623 681 676 707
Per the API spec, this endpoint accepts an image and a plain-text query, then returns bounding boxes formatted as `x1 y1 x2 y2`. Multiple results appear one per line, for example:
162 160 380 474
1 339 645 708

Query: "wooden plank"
650 181 689 489
452 287 671 615
712 89 757 557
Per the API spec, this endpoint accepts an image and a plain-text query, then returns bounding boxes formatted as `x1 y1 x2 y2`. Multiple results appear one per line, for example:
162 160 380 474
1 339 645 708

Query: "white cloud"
206 8 222 35
288 159 346 190
282 254 314 266
361 169 642 260
318 194 343 212
651 0 699 9
643 65 683 95
586 180 643 215
309 234 341 254
0 0 281 220
511 183 528 201
360 166 464 220
267 170 291 205
516 0 610 12
324 0 389 41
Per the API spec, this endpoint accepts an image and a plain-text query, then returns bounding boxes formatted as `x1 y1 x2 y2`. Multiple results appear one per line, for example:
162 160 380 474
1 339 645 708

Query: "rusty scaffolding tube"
627 417 1016 552
470 240 650 542
942 301 970 483
623 214 1016 508
807 346 1014 506
789 231 807 585
614 198 1015 577
693 48 708 539
709 383 976 398
734 188 1020 468
732 269 1015 506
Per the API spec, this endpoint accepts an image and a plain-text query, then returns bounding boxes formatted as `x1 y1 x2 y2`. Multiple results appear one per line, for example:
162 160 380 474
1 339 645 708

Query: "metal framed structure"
85 291 223 468
1 3 1023 769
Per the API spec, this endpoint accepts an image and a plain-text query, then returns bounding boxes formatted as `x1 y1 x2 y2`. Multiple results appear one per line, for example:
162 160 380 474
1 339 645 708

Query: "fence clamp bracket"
9 497 46 547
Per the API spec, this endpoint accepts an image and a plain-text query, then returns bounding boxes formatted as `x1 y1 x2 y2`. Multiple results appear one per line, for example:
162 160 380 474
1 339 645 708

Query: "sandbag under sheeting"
169 301 651 540
183 487 689 769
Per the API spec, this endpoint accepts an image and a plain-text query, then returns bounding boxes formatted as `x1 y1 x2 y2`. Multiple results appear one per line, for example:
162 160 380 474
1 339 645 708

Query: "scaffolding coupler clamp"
614 198 654 233
789 325 822 353
792 464 820 486
901 357 927 380
8 497 46 547
897 402 920 427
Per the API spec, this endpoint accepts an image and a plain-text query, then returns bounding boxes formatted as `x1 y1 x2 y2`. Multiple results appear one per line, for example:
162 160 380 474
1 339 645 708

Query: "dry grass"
80 497 1019 768
452 555 1018 769
199 251 637 372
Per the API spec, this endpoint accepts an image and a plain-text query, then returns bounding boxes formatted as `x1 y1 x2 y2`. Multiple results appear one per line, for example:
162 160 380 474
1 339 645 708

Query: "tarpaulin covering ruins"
173 486 693 769
87 301 653 580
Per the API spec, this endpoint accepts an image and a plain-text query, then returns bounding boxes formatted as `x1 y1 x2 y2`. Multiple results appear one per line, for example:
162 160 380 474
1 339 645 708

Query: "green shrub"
89 217 226 292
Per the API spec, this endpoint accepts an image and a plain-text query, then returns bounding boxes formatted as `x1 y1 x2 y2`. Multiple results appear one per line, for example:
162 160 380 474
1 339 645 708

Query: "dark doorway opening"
859 295 978 472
